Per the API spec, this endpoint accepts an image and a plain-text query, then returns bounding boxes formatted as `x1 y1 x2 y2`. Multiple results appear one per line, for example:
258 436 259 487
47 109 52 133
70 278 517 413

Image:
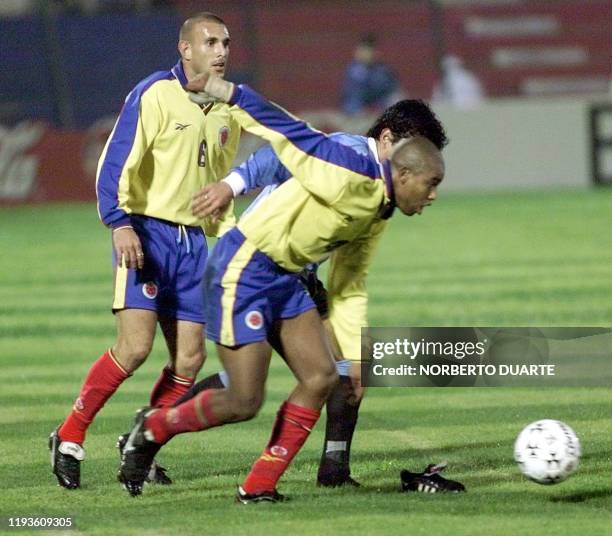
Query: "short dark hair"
180 12 226 41
366 100 448 150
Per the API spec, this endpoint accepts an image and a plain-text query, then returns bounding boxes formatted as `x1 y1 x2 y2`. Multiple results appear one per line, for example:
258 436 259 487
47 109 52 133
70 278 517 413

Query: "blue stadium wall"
1 14 182 127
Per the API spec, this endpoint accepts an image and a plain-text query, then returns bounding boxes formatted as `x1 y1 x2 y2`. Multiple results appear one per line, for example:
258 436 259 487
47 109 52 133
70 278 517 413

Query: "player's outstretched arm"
186 78 382 206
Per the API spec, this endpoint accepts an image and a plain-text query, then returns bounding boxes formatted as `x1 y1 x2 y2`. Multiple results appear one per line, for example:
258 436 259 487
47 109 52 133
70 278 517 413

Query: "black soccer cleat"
317 451 361 488
317 474 361 488
117 433 172 485
317 469 361 488
117 408 162 497
49 428 85 490
235 486 288 504
400 462 466 494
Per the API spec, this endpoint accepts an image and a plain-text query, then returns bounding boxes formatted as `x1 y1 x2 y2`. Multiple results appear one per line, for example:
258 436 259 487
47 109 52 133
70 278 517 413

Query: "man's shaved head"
390 136 445 216
180 12 226 42
391 136 443 175
178 12 230 80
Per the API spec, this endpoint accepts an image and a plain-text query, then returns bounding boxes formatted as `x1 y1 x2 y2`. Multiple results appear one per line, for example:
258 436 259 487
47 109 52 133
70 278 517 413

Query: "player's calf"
225 391 264 423
317 374 362 488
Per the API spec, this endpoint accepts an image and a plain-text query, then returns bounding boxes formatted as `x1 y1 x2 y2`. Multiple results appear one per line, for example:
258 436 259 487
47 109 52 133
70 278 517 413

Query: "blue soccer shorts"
204 228 315 346
112 215 207 323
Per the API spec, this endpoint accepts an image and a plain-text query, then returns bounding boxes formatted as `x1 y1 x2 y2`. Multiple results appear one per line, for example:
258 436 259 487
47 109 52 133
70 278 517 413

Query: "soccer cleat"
49 428 85 490
235 486 288 504
117 408 163 497
317 452 360 488
117 433 172 485
400 462 466 494
317 474 361 488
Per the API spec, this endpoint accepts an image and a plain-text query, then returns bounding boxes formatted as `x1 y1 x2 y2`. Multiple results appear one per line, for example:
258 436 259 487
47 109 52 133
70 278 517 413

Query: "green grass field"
1 189 611 535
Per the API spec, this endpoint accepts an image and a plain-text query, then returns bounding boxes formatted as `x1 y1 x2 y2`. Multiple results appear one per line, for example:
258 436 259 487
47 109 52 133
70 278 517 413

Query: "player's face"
393 159 444 216
185 21 230 78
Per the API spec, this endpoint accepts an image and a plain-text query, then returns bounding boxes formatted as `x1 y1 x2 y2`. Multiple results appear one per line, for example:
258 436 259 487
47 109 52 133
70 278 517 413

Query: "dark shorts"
112 215 207 323
204 228 315 346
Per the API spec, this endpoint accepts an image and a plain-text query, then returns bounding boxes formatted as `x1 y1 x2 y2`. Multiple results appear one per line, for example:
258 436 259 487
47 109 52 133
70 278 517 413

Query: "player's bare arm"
112 226 144 270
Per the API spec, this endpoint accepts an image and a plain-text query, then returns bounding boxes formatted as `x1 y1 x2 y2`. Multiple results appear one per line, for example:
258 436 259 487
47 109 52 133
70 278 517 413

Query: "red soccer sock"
242 401 320 494
58 349 130 444
145 389 220 444
149 366 194 408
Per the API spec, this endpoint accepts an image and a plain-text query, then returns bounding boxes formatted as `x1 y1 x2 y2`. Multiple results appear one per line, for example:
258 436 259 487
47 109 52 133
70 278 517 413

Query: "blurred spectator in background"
341 34 402 116
432 54 485 110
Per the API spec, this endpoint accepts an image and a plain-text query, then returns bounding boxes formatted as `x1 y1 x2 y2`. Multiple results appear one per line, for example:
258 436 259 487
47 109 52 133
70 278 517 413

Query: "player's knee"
174 348 206 378
227 393 264 422
113 339 153 372
302 366 339 400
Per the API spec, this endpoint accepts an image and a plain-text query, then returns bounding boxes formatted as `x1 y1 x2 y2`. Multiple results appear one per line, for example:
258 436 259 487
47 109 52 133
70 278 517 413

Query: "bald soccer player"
176 99 457 491
49 12 240 490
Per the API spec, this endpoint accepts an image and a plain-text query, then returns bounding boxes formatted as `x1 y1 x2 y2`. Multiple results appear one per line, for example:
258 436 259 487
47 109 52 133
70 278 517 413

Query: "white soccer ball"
514 419 581 485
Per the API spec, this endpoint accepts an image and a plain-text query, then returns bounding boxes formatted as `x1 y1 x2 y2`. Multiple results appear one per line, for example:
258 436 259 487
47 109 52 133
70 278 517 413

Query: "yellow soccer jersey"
229 85 396 361
233 86 394 272
326 219 388 361
96 61 239 236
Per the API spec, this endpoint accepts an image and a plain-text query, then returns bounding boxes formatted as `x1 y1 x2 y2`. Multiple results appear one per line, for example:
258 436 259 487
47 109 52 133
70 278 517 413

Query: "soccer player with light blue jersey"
49 12 241 491
119 75 449 501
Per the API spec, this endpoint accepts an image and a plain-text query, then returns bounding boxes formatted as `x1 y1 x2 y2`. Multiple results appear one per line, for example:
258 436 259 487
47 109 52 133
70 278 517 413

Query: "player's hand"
186 75 234 103
112 226 144 270
186 72 211 93
186 73 215 105
192 182 233 222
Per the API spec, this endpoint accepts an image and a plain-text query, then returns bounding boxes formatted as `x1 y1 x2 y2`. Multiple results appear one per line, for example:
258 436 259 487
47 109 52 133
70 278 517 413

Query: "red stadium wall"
174 0 611 106
442 1 612 97
0 121 109 204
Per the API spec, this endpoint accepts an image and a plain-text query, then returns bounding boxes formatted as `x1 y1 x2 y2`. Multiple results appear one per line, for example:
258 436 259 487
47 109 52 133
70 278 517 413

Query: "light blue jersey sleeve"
234 144 292 192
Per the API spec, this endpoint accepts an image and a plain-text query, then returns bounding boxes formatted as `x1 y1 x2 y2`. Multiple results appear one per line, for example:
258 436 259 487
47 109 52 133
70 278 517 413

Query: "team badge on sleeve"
142 282 158 299
218 126 230 148
245 310 264 330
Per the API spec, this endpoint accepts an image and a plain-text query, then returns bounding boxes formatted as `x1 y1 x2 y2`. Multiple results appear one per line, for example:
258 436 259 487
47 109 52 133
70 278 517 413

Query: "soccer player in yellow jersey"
182 99 449 489
49 12 240 490
119 75 445 501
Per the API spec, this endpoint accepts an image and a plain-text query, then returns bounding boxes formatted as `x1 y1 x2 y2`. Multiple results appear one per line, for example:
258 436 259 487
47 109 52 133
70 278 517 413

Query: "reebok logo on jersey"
175 122 191 130
245 310 264 330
